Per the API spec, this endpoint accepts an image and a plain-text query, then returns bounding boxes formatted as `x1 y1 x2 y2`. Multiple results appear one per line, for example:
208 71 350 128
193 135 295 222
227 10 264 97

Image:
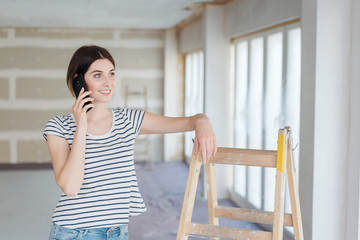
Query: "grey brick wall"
0 28 164 164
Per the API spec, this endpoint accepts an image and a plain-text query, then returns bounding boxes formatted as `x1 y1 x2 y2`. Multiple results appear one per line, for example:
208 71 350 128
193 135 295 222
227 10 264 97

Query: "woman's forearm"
140 112 209 134
57 128 87 196
140 112 216 163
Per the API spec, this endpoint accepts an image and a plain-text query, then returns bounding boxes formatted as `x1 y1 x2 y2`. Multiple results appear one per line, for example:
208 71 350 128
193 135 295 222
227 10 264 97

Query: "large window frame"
232 22 301 234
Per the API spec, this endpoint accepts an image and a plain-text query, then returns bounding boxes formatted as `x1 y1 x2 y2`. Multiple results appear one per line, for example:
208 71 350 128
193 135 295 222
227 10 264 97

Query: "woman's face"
84 58 116 103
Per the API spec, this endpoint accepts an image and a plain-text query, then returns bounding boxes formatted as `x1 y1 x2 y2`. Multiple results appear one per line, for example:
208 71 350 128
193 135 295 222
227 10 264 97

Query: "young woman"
43 45 217 240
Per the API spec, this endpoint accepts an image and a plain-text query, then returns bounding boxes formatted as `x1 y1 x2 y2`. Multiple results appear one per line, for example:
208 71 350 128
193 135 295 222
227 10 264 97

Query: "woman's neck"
85 103 113 136
86 102 111 121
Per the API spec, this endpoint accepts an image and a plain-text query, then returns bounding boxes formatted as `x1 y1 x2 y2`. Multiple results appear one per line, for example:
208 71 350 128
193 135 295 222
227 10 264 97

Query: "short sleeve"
123 108 145 136
43 117 66 141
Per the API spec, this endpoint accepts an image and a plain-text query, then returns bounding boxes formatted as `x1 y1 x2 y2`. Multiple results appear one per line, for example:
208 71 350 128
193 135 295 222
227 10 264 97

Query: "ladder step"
185 222 272 240
209 147 277 167
215 206 293 226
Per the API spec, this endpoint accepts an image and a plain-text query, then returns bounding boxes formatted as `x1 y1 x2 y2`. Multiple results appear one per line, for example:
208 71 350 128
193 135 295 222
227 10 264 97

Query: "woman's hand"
193 115 217 164
72 88 94 131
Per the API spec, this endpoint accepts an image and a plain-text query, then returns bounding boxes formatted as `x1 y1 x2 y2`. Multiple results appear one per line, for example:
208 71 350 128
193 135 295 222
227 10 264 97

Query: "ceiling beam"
174 0 234 30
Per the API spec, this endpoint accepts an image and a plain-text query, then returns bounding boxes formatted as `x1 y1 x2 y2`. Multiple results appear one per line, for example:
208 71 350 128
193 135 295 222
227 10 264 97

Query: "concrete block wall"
0 28 164 164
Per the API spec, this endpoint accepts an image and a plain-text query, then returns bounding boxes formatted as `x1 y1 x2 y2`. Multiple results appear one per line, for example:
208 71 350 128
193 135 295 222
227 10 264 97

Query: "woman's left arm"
140 112 217 163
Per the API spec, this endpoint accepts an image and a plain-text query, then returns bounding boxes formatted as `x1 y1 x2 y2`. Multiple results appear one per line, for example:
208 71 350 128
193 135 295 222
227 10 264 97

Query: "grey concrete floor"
0 161 262 240
0 169 61 240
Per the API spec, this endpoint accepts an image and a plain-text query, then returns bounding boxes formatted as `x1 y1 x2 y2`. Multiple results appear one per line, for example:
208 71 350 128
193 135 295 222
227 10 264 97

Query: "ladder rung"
215 206 293 226
209 147 277 168
185 222 272 240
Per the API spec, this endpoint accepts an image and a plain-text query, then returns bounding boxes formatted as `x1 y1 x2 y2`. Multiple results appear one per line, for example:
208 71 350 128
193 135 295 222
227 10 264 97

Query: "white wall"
301 0 360 239
225 0 300 38
313 0 351 238
347 0 360 239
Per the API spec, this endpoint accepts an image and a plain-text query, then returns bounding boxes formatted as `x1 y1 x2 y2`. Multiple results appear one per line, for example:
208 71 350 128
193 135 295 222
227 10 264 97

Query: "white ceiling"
0 0 213 30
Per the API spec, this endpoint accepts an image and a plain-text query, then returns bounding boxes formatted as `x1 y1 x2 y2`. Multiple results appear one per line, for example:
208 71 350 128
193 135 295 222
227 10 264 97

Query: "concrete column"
163 29 184 161
203 5 233 198
301 0 355 239
346 0 360 239
299 0 317 238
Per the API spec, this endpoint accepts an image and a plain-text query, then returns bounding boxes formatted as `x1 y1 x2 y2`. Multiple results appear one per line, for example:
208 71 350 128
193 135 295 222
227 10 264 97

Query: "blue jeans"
49 223 129 240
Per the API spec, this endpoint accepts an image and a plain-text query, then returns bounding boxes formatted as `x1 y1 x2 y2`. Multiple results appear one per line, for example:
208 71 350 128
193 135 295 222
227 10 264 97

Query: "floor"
0 161 262 240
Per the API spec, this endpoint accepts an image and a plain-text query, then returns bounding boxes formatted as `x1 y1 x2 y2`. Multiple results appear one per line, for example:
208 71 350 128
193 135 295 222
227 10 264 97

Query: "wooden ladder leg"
273 129 287 240
176 152 202 240
205 162 219 240
286 133 304 240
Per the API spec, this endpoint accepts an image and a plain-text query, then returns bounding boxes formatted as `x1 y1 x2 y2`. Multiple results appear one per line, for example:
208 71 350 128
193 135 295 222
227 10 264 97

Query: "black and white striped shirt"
43 108 146 229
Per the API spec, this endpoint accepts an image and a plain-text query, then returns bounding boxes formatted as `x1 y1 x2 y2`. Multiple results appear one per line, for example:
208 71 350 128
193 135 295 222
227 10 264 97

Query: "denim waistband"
50 223 128 239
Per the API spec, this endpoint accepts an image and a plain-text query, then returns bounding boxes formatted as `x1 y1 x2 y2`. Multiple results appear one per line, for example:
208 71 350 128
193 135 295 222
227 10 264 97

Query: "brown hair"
66 45 115 97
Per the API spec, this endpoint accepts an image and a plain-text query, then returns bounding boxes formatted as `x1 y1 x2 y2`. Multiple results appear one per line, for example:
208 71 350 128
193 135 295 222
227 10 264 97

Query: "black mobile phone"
72 74 92 112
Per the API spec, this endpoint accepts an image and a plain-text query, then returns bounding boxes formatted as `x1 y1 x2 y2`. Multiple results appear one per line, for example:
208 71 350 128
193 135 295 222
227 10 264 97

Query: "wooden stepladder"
176 127 303 240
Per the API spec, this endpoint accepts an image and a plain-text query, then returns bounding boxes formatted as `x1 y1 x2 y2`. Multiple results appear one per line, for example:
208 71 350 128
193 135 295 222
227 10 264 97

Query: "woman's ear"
73 73 78 79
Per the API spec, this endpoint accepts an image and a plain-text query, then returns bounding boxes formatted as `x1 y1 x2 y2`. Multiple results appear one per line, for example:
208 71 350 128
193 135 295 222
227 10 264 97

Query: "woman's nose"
103 76 112 86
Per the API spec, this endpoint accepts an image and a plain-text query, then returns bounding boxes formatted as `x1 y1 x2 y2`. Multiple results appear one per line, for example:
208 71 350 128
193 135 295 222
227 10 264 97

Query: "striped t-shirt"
43 108 146 229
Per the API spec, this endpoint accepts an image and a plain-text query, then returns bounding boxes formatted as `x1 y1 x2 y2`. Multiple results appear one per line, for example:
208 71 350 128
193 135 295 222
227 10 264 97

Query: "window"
233 24 301 215
184 51 204 160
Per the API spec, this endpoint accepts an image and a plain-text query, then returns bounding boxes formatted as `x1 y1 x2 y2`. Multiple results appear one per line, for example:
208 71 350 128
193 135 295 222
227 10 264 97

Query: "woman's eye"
109 72 115 77
94 74 101 78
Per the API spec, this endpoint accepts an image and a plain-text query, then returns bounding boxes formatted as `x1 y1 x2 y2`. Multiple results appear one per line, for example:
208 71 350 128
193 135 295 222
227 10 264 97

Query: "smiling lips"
99 90 111 95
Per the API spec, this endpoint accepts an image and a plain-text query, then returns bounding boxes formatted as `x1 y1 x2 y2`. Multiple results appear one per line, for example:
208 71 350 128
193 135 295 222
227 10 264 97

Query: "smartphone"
72 74 92 112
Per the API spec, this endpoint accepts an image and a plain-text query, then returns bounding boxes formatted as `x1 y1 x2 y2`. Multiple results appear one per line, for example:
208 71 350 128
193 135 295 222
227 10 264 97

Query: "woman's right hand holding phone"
72 88 94 131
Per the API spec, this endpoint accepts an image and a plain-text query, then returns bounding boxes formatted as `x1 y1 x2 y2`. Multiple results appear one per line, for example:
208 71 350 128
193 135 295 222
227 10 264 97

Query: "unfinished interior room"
0 0 359 239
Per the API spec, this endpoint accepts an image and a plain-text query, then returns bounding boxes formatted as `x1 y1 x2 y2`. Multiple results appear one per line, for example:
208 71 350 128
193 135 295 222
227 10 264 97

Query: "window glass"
233 26 301 213
234 41 248 197
247 37 264 209
264 32 283 211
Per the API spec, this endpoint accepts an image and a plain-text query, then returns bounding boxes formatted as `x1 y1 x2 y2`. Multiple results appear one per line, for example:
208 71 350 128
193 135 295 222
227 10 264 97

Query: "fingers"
213 137 218 157
196 136 217 164
78 88 92 101
83 103 95 113
79 97 94 109
74 98 94 114
201 148 207 164
73 88 93 112
194 137 199 154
